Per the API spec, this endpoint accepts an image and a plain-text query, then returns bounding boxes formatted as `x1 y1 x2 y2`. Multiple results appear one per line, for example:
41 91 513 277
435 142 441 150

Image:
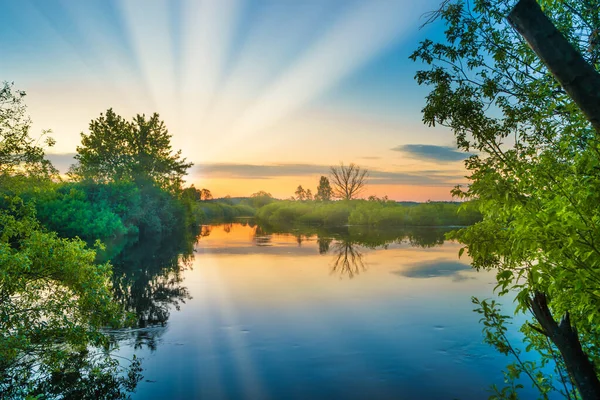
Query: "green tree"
330 163 368 200
0 196 141 398
316 176 333 201
250 191 274 208
182 184 202 201
412 0 600 397
71 109 192 192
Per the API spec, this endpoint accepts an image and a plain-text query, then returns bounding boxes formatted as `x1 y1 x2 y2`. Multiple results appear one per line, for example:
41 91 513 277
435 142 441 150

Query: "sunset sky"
0 0 468 201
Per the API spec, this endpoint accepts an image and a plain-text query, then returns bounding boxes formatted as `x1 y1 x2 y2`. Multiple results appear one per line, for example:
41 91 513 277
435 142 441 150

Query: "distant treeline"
195 196 481 227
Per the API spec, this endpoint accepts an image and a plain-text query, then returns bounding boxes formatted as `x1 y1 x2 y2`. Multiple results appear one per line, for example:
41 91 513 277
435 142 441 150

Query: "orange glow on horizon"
189 177 458 202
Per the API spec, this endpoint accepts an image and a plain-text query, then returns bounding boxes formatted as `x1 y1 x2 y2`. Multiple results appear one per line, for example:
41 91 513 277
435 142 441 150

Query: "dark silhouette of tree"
329 163 368 200
295 185 306 200
200 188 212 200
315 176 332 201
305 188 313 200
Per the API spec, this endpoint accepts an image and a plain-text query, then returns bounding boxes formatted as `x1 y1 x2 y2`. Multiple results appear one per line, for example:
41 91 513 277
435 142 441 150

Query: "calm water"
112 222 539 399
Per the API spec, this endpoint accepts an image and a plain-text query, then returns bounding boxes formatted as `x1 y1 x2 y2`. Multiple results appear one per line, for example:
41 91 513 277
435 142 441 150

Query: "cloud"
192 163 465 186
45 153 76 173
193 163 328 179
391 144 470 162
391 260 471 280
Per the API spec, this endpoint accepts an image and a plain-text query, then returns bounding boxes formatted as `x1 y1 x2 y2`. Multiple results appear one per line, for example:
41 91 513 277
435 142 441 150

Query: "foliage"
0 195 141 398
195 201 255 223
2 178 194 243
70 109 192 192
329 163 368 200
247 191 275 208
412 0 600 396
472 297 577 399
315 176 333 201
255 199 480 228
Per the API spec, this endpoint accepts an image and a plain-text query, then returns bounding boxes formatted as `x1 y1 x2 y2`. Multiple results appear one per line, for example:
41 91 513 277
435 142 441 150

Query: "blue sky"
0 0 465 200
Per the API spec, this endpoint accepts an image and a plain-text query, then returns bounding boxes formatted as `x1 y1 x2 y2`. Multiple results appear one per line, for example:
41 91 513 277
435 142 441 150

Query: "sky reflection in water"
115 223 539 400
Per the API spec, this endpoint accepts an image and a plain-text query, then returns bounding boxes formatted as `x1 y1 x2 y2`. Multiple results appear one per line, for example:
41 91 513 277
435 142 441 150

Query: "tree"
250 191 273 208
200 188 212 200
0 196 141 397
182 184 201 201
295 185 306 201
412 0 600 397
71 109 192 192
316 176 333 201
0 82 55 177
329 163 368 200
305 188 313 200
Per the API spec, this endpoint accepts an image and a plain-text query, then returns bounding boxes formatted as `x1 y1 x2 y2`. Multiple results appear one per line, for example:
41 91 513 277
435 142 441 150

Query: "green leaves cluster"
71 109 192 192
0 195 141 398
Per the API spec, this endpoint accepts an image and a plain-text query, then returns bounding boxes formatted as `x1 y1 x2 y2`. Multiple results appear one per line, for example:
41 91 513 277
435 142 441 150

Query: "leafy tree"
250 190 274 208
0 82 55 178
412 0 600 397
0 195 141 398
295 185 307 201
71 109 192 192
316 176 333 201
182 185 201 203
330 163 368 200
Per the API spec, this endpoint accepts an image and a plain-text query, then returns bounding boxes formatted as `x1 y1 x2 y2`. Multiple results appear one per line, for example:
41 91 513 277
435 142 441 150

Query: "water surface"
114 222 536 399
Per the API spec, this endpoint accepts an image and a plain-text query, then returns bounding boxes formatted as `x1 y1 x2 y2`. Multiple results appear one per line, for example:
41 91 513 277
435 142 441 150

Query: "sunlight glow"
117 0 177 113
180 0 241 145
222 1 425 148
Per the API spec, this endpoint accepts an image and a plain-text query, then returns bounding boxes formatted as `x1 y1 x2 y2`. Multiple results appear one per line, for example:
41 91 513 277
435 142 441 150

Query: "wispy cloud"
391 144 470 162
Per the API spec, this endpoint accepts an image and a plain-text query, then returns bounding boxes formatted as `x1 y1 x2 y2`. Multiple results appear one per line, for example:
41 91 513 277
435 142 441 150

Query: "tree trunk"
508 0 600 133
529 291 600 400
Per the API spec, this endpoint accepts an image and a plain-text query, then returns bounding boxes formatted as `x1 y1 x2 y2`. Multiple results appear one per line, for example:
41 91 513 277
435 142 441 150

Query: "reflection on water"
330 240 366 279
112 222 538 400
107 233 196 350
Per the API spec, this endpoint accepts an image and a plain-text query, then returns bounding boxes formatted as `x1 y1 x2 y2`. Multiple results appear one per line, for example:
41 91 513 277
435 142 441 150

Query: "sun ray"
116 0 177 114
178 0 241 153
205 0 429 155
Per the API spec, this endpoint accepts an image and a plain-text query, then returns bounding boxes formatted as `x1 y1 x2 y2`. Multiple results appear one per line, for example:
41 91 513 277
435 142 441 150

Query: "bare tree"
329 162 368 200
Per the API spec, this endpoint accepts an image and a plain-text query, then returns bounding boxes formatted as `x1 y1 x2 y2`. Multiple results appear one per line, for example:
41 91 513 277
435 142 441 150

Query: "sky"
0 0 468 201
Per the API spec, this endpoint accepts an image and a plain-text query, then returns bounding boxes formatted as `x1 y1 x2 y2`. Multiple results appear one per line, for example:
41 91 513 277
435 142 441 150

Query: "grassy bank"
255 199 481 227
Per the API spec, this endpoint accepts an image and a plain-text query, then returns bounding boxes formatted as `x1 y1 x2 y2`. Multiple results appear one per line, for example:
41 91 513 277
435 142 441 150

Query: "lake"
112 222 539 399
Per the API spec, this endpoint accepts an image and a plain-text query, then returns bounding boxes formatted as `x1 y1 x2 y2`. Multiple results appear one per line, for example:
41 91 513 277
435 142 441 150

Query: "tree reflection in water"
106 231 197 350
256 222 451 279
330 239 366 279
